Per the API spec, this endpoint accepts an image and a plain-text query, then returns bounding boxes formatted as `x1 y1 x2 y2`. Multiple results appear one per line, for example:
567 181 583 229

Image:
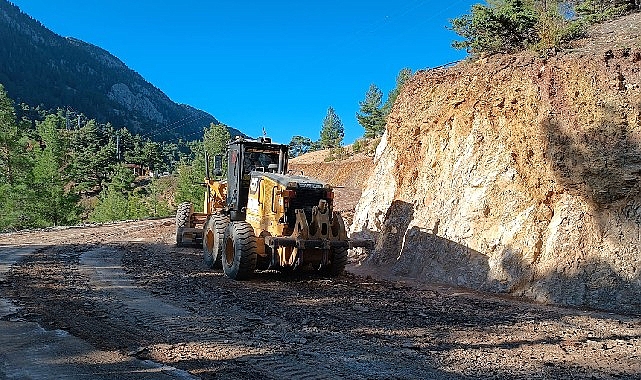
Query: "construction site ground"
1 218 640 379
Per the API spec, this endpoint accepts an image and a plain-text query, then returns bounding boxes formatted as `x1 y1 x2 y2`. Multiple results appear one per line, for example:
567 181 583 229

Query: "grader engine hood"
253 172 327 190
247 171 352 271
245 170 338 240
254 172 333 224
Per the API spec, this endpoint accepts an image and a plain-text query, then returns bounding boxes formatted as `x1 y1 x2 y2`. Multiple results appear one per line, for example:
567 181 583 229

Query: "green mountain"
0 1 240 140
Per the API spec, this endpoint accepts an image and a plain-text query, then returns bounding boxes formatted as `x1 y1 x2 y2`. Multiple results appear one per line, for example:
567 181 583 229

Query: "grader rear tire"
175 202 193 247
222 221 257 280
327 247 348 277
203 213 229 269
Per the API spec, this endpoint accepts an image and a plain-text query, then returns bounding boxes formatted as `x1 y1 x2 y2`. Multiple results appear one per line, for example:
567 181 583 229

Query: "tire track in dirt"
78 246 344 379
80 247 188 319
250 357 334 380
0 246 41 318
0 244 196 379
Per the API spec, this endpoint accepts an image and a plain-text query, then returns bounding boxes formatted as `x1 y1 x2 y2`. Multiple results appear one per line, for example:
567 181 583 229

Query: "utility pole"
77 115 81 129
116 132 121 162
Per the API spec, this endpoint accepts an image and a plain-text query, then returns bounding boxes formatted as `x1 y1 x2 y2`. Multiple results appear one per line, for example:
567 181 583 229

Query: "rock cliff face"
352 13 641 313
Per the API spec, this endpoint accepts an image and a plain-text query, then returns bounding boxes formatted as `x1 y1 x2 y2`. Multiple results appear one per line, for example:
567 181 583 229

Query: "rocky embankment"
351 13 641 314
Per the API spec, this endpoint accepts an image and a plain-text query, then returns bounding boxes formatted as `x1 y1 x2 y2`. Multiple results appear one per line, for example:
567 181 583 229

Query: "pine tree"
89 164 135 222
107 163 136 194
32 114 79 227
204 122 231 156
449 0 540 54
356 84 386 139
0 84 20 185
288 135 312 157
382 68 413 118
575 0 636 21
319 107 344 149
0 84 20 229
0 84 35 230
124 131 145 168
160 141 181 173
69 119 115 194
309 140 323 153
90 187 129 222
175 141 206 207
449 0 634 55
203 122 231 175
128 191 153 220
142 140 162 174
146 178 172 217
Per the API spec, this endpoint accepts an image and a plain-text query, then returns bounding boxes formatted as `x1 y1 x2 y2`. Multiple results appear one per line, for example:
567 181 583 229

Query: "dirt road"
1 219 640 379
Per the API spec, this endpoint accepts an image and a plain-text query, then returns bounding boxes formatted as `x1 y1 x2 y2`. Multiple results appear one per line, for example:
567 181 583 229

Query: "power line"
323 0 470 63
140 112 210 139
179 126 209 141
399 0 470 38
149 113 209 138
139 114 198 138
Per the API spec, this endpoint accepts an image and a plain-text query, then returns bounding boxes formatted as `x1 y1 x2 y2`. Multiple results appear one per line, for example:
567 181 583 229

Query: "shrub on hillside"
450 0 636 56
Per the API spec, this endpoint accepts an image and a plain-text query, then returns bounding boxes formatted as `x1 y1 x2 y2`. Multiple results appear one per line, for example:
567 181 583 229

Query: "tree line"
0 83 227 231
287 68 413 159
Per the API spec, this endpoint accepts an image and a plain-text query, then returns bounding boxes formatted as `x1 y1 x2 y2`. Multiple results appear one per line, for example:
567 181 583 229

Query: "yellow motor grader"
175 137 367 280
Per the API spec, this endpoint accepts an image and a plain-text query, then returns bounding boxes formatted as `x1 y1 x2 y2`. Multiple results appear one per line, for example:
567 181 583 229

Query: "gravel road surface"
1 219 640 379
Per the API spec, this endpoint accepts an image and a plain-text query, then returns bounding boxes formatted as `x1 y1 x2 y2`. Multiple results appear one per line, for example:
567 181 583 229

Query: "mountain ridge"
0 0 242 140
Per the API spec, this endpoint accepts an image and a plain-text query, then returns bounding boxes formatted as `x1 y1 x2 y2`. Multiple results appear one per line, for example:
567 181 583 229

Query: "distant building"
123 163 148 177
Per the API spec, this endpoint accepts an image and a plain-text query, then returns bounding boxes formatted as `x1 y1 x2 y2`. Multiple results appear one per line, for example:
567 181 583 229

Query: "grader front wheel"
175 202 193 247
203 213 229 269
222 221 257 280
327 247 348 277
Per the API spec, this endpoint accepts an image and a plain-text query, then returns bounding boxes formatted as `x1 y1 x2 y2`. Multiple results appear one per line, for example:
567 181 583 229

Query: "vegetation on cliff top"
288 68 412 161
450 0 639 55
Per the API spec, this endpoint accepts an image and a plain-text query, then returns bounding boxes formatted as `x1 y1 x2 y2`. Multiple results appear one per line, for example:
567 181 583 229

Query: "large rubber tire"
175 202 193 247
327 247 348 277
222 221 257 280
203 213 229 269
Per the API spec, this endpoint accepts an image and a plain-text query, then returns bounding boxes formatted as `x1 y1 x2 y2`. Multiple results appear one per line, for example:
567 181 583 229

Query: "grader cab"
176 137 367 280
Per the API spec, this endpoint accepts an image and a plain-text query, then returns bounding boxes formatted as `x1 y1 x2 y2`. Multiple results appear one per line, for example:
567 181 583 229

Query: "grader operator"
175 137 368 280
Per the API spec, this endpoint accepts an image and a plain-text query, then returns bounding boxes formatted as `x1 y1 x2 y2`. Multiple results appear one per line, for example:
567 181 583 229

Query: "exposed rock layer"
352 13 641 313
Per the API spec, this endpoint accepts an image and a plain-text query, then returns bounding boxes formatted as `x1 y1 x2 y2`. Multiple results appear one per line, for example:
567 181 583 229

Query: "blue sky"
11 1 476 144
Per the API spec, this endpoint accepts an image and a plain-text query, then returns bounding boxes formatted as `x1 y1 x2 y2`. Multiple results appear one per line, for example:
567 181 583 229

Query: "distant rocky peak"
0 0 224 140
